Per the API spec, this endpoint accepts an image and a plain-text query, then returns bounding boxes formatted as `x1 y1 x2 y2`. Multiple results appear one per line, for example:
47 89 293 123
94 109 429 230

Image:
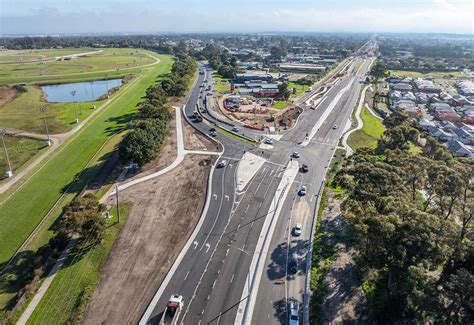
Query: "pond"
41 79 123 103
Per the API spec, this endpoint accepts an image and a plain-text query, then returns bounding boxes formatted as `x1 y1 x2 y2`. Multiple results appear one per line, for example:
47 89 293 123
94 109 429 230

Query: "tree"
270 46 286 61
60 194 107 244
370 60 386 82
278 82 290 100
218 64 236 79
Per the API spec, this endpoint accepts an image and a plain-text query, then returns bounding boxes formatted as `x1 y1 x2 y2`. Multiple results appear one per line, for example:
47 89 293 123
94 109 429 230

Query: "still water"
41 79 122 103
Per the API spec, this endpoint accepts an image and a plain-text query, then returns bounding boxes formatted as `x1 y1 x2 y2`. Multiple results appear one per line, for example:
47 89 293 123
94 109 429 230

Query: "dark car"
300 164 309 173
288 258 298 274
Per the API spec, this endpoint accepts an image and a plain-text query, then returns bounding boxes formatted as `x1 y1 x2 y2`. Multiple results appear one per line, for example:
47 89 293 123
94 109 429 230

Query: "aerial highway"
141 41 376 325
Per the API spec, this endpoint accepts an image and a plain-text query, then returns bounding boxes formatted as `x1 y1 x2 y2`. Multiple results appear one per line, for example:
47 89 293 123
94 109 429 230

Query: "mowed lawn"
0 85 108 134
0 48 155 84
0 54 173 267
388 69 465 79
347 106 385 150
0 136 48 177
0 48 96 63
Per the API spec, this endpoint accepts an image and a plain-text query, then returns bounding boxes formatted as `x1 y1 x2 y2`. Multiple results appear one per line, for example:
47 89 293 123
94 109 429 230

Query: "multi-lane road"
141 41 375 325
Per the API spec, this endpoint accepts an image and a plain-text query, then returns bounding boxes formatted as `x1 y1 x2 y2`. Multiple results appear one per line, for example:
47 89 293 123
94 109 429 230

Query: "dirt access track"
0 86 17 107
84 109 218 324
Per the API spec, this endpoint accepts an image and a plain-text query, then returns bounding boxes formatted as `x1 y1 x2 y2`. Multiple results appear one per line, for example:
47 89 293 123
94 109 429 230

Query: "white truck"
160 294 184 325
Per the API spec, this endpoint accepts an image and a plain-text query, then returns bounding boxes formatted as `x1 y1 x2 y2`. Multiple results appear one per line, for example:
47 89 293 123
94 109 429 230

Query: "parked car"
300 164 309 173
218 160 227 168
292 224 302 236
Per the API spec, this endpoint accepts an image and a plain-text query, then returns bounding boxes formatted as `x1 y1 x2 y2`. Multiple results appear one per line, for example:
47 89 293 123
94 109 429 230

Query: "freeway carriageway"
141 49 375 325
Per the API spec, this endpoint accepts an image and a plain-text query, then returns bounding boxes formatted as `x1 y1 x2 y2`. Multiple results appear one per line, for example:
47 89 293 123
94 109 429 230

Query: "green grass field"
388 69 465 79
0 136 48 177
348 106 385 150
0 49 98 63
0 85 108 134
213 74 231 93
273 100 289 110
0 54 173 274
288 82 309 97
26 205 128 324
0 48 155 85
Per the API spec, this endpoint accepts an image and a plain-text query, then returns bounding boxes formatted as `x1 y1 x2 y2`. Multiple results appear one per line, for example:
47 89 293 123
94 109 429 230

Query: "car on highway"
288 301 299 325
232 126 240 132
217 160 227 168
300 164 309 173
292 152 300 158
263 138 273 145
210 131 217 137
292 224 302 236
332 124 337 129
299 186 307 196
288 258 298 274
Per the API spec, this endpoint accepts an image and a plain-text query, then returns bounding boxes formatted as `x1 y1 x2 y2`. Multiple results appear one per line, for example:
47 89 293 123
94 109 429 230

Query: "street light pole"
0 128 13 177
70 90 78 123
115 185 120 224
40 107 51 146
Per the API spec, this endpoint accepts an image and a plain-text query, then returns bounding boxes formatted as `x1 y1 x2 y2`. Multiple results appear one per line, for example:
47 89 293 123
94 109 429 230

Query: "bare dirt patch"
183 117 219 151
84 154 215 324
0 86 17 107
320 190 368 323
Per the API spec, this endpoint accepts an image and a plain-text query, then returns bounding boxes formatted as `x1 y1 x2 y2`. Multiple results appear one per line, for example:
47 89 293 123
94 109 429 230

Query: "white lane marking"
184 270 190 281
205 242 211 253
213 194 218 200
225 195 230 201
230 273 235 283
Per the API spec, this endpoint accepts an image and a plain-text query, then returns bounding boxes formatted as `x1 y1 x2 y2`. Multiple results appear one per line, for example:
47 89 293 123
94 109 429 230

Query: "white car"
264 138 273 145
292 224 302 237
299 186 307 196
218 160 227 168
292 152 300 158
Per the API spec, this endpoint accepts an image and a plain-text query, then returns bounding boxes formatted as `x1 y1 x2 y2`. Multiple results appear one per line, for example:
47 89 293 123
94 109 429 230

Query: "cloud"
0 0 472 35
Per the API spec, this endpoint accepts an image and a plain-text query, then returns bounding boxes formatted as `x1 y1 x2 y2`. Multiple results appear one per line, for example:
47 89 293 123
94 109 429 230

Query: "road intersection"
141 41 376 325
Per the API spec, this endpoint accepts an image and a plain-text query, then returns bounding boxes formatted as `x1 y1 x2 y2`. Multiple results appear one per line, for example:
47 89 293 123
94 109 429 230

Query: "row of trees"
119 54 196 166
334 112 473 322
192 43 239 78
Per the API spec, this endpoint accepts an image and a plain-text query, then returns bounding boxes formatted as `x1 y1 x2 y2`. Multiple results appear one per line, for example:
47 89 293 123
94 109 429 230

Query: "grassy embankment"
213 73 232 93
0 136 48 179
388 70 464 79
0 54 173 310
347 106 385 150
26 205 128 324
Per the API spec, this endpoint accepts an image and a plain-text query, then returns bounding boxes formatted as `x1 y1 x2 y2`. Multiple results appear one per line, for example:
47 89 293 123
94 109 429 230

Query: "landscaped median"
0 54 173 311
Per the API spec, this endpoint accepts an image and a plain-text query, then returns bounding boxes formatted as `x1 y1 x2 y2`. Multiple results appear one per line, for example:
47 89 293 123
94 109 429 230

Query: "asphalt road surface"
143 42 376 324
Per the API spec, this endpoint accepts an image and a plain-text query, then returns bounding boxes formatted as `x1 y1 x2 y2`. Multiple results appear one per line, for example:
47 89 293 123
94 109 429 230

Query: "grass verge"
388 70 464 79
347 106 385 150
25 204 128 324
216 126 256 146
0 136 48 178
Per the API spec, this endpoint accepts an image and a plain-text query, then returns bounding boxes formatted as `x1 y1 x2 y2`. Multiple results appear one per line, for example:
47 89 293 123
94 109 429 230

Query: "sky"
0 0 473 35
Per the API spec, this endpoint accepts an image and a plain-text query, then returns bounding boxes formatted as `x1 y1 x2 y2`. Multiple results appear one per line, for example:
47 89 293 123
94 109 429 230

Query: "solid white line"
138 107 224 324
184 270 190 281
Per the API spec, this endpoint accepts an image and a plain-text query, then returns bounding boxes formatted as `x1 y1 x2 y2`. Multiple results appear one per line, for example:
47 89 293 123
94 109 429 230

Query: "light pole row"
0 128 13 178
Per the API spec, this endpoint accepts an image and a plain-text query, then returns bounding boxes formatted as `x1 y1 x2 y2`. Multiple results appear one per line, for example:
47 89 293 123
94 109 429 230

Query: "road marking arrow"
205 242 211 253
193 241 198 249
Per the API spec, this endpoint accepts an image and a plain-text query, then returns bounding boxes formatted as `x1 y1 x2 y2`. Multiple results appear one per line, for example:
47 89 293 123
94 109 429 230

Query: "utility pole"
70 90 78 123
0 128 13 177
115 185 120 224
40 107 51 146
